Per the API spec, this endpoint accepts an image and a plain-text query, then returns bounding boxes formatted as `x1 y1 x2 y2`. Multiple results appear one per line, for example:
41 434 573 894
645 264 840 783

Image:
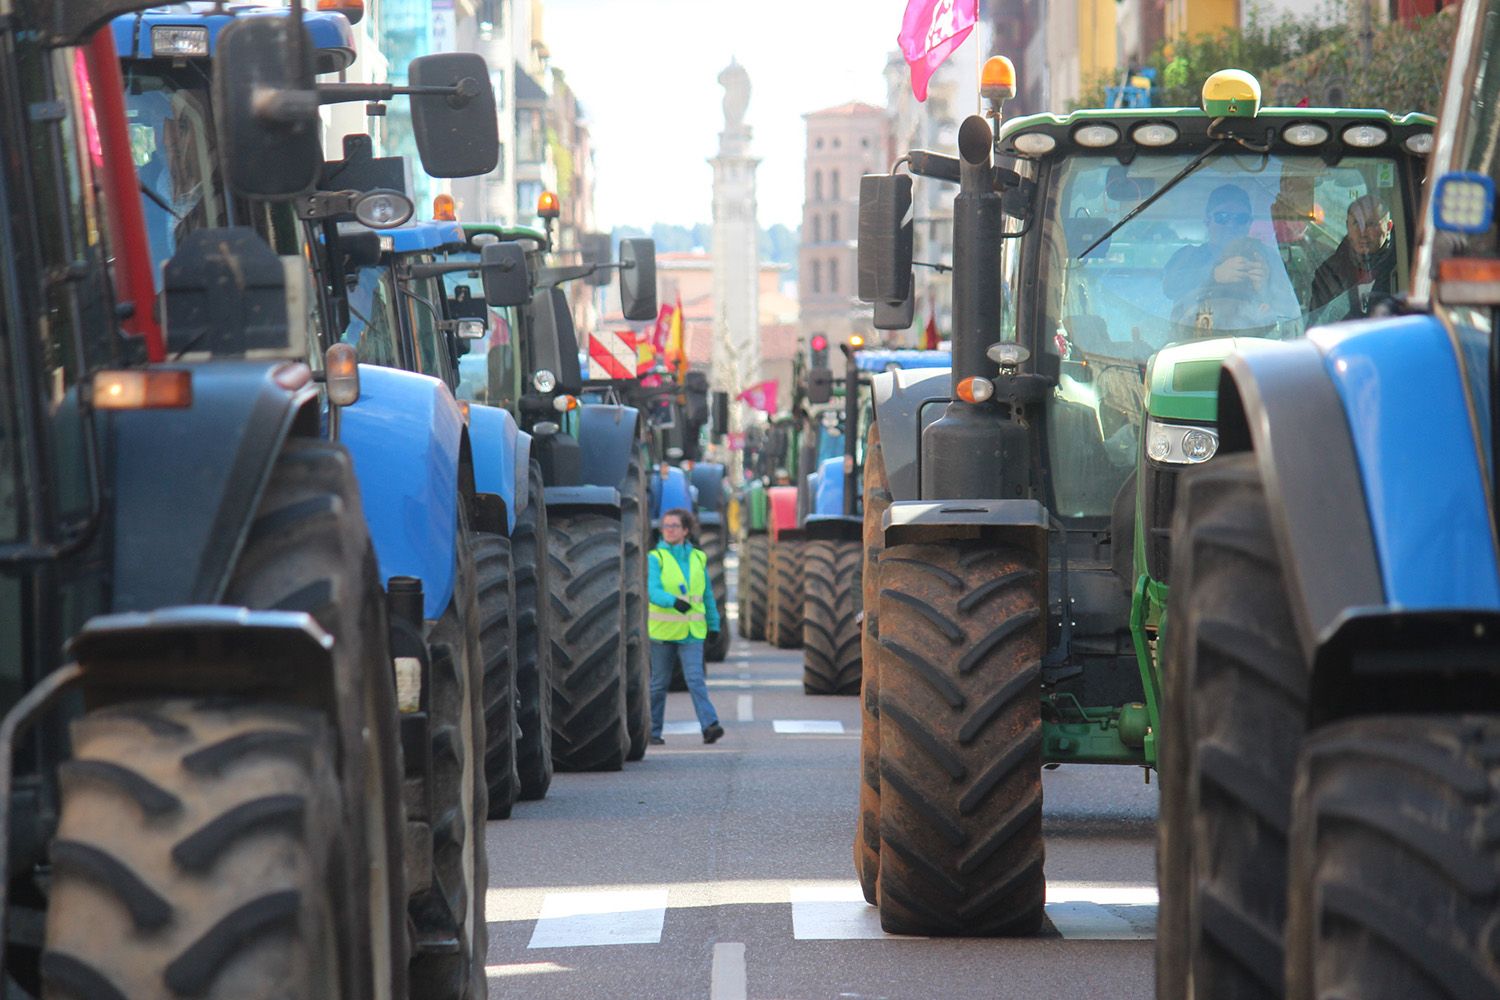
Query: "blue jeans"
649 639 718 738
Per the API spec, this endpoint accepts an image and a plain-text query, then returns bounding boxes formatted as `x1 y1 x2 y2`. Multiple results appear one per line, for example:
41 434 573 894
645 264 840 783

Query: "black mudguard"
109 361 319 612
1216 341 1385 666
871 367 951 502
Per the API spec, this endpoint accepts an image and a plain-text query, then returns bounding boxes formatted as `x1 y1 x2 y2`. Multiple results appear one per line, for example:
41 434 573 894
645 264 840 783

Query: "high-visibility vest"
648 545 708 641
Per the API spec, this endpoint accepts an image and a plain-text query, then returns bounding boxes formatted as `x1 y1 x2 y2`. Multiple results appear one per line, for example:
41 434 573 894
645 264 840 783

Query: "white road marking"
662 721 700 735
736 695 754 721
710 942 748 1000
773 719 845 734
526 889 668 948
486 961 570 978
790 884 921 940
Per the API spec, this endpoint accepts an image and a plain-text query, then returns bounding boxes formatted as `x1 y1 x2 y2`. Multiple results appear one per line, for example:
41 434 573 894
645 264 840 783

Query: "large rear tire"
767 539 805 650
513 461 554 801
803 538 862 695
621 460 651 761
700 520 730 662
1157 453 1305 1000
854 423 889 903
1285 715 1500 1000
742 534 770 641
42 701 347 1000
875 540 1045 937
476 533 519 820
547 512 629 772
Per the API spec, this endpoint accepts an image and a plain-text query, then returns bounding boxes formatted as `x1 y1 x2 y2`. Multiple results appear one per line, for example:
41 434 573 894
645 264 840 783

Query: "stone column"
710 59 762 451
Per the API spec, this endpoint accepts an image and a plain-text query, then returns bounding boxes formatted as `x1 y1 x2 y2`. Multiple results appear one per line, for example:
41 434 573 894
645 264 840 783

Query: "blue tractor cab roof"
383 220 467 255
113 3 356 70
854 349 951 373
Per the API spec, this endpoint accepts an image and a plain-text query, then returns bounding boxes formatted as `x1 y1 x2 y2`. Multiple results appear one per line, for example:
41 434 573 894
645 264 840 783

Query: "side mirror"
212 17 322 199
874 281 915 330
806 368 835 405
455 319 486 340
619 238 658 321
481 241 531 307
408 53 499 178
858 173 913 304
711 390 729 440
580 232 613 287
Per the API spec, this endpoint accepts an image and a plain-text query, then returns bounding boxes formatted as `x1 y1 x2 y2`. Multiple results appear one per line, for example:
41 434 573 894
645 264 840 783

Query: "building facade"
799 103 890 357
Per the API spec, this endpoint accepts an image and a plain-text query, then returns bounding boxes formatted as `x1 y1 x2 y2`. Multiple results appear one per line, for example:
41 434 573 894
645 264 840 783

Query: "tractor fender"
339 365 463 621
68 607 334 705
805 514 861 543
768 486 800 541
872 366 952 502
544 485 621 515
110 360 320 612
813 457 844 516
689 462 727 513
466 402 524 533
881 498 1047 563
741 481 769 533
650 465 696 520
577 403 640 489
1221 317 1500 718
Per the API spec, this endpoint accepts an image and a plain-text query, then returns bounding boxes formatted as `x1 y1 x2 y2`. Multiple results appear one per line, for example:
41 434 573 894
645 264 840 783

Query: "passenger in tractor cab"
1310 193 1397 318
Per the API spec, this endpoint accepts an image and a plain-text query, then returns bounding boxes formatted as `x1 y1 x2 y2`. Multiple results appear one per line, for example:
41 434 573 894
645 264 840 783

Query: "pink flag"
898 0 978 102
736 380 779 414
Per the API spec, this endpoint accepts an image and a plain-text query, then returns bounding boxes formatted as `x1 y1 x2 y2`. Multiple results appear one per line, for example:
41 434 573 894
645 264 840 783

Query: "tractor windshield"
1040 149 1415 518
442 258 519 410
122 62 229 273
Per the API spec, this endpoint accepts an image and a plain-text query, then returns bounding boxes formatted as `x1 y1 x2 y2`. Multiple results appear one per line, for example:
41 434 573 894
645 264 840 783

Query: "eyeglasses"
1210 210 1252 226
662 522 685 531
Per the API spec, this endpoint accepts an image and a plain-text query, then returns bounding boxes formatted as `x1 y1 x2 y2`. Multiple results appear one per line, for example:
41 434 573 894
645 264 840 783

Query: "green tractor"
854 60 1433 934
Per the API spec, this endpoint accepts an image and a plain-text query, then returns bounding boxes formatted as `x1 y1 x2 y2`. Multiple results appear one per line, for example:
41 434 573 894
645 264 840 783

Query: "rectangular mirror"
212 16 323 199
874 283 916 330
711 390 729 441
858 173 913 304
618 238 657 321
481 241 530 307
408 52 499 178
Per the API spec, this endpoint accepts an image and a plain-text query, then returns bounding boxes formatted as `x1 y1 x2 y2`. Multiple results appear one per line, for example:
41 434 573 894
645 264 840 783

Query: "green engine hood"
1144 338 1250 423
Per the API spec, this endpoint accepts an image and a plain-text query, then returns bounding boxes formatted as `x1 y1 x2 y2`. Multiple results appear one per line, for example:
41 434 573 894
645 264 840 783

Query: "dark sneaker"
649 736 666 746
702 723 725 744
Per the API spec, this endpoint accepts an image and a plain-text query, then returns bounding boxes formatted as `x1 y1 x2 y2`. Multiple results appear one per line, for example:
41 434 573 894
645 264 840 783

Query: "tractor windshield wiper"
139 182 182 221
1076 139 1226 260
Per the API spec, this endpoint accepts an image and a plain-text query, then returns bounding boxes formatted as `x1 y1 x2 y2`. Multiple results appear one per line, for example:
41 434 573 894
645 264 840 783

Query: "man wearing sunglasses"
1163 183 1265 304
1310 193 1396 318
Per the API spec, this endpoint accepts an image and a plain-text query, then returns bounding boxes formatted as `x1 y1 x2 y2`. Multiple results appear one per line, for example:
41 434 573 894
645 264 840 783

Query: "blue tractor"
1157 7 1500 997
110 6 505 996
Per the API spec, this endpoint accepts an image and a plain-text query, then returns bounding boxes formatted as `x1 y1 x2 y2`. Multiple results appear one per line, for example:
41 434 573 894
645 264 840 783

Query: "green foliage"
1075 2 1452 116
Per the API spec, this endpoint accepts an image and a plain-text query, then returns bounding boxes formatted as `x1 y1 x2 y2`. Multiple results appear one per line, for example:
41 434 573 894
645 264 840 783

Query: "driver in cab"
1162 183 1295 336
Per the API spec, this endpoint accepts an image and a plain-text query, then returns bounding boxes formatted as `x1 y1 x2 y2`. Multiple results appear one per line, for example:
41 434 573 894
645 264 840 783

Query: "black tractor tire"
218 436 403 995
767 539 805 650
855 422 889 903
742 534 770 641
1157 452 1306 1000
513 460 554 801
621 460 651 761
547 512 629 772
875 540 1046 937
410 526 489 1000
476 532 519 820
802 539 862 694
700 520 730 662
42 701 347 1000
1285 715 1500 1000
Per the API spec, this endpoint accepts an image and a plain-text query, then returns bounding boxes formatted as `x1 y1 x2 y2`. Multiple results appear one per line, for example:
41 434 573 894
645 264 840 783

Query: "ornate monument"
710 59 761 429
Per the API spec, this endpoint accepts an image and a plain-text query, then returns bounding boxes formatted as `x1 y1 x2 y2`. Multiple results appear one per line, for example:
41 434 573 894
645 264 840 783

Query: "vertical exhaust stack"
950 114 1003 393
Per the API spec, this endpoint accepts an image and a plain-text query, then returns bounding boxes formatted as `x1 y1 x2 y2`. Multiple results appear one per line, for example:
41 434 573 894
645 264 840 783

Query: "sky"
541 0 985 232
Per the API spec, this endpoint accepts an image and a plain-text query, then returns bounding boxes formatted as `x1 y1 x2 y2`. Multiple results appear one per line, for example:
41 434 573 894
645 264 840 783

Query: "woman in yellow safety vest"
647 508 723 745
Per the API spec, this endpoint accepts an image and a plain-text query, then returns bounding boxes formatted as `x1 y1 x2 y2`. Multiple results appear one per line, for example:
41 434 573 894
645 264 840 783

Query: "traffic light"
810 333 829 369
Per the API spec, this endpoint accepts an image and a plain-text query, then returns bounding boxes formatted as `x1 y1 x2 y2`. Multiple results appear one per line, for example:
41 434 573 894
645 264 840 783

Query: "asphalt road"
483 565 1159 1000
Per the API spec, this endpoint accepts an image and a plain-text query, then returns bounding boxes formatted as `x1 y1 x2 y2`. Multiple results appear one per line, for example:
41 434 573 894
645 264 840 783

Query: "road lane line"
710 942 748 1000
736 694 754 721
773 719 845 734
662 721 700 735
790 884 922 940
526 889 668 948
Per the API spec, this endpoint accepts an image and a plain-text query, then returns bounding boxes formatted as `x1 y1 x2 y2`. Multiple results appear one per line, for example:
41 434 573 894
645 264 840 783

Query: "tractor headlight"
532 369 557 393
1145 417 1218 465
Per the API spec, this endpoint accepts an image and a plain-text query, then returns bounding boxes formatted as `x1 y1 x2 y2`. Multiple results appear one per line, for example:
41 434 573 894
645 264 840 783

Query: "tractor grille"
1142 460 1180 584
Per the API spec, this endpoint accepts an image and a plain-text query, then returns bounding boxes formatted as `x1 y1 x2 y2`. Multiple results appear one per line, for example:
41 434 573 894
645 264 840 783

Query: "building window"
833 137 841 148
813 170 823 201
811 260 822 294
811 215 821 243
829 213 838 243
816 137 824 149
830 171 840 200
861 137 870 148
830 258 839 293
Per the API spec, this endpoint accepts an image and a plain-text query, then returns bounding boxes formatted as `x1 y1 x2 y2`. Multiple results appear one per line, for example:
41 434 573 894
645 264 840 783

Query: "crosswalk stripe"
737 695 754 721
710 942 748 1000
773 719 845 734
526 889 668 948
